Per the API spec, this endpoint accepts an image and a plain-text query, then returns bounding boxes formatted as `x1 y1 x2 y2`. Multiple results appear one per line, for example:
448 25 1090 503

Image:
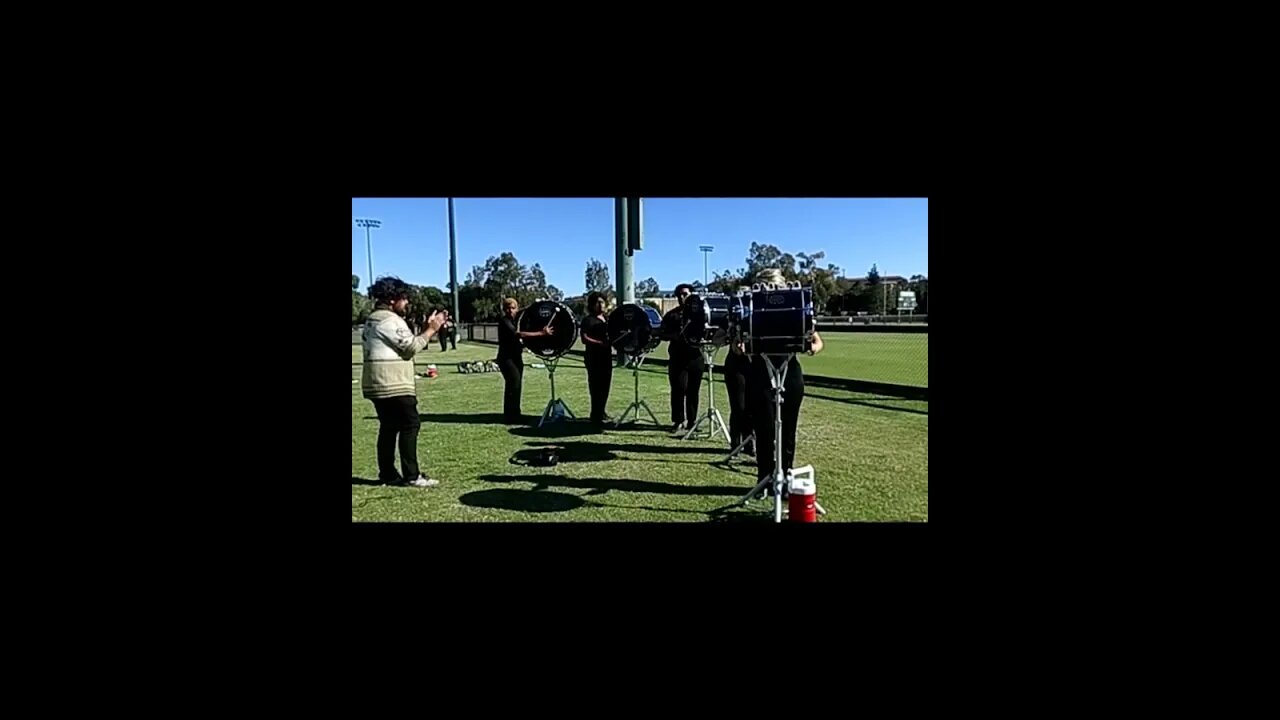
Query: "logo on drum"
540 309 552 317
767 295 784 305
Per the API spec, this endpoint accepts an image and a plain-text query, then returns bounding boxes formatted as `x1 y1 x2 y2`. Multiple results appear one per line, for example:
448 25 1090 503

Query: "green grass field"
352 341 927 522
790 332 926 387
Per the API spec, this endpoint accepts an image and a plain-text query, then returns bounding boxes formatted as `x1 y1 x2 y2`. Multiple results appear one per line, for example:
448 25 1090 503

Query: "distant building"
640 296 680 314
846 275 909 287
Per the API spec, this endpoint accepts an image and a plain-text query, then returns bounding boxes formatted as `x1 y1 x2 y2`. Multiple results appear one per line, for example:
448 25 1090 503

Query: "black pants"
668 359 704 427
499 355 524 422
750 359 804 482
723 358 754 451
586 353 613 423
371 395 421 482
439 330 456 351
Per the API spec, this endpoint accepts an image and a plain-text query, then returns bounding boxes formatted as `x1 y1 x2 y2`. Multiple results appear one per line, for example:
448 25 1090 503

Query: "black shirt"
663 307 700 366
581 314 611 361
498 316 523 360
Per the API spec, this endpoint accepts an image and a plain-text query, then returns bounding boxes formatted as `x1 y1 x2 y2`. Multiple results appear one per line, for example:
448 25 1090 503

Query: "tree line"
352 242 927 326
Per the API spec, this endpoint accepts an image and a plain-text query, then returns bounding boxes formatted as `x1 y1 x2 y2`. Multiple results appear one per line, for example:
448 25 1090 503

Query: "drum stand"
716 353 826 523
682 345 730 441
614 351 661 427
725 431 756 462
537 356 576 427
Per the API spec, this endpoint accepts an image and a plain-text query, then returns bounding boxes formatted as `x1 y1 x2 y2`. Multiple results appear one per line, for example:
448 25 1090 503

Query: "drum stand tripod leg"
537 359 575 427
614 352 660 427
724 432 755 463
682 347 729 442
717 355 793 523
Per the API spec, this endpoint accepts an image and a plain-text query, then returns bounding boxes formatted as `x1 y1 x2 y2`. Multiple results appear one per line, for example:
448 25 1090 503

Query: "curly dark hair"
369 276 412 305
586 291 606 311
674 283 694 296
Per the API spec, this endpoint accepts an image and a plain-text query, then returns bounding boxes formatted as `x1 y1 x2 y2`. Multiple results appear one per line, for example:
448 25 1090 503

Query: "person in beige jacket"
361 276 447 487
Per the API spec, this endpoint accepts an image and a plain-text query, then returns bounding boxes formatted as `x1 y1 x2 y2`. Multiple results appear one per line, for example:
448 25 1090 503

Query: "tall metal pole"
448 198 460 321
615 198 634 304
699 245 714 287
355 218 381 296
626 197 642 304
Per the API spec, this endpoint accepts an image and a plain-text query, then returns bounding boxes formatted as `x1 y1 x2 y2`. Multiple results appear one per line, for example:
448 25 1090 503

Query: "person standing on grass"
362 276 447 487
661 283 703 435
438 312 457 351
580 291 614 428
746 268 825 489
497 297 555 424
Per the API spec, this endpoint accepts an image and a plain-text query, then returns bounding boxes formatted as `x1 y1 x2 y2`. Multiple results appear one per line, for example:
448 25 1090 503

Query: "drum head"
683 293 731 346
518 300 578 358
608 303 663 353
744 287 814 355
703 294 731 329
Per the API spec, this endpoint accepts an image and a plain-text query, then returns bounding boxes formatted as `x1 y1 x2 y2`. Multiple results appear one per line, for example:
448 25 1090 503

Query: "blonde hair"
756 268 785 285
502 297 519 312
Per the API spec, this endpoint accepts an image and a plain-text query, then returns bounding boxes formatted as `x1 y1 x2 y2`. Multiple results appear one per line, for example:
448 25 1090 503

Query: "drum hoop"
517 300 578 358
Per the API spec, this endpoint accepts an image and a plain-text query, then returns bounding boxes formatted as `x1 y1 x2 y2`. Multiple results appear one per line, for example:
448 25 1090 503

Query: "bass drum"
682 292 732 346
607 303 664 353
744 286 814 355
517 300 578 359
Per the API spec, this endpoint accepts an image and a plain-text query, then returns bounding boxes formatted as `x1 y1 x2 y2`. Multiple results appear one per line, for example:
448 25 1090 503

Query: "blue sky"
350 198 928 295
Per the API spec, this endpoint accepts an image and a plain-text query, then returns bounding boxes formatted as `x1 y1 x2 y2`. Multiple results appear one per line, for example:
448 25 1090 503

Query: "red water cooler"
787 466 817 522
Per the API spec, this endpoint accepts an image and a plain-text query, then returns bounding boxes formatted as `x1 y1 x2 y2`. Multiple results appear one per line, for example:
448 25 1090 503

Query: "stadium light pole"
354 218 381 296
699 245 714 286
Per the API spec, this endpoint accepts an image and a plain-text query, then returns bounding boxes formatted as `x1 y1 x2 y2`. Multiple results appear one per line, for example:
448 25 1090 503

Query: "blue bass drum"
744 287 814 355
607 303 664 353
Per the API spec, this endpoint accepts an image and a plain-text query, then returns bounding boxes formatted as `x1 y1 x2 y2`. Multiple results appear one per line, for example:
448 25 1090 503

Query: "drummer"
580 291 614 429
497 297 555 425
661 283 704 435
745 269 825 488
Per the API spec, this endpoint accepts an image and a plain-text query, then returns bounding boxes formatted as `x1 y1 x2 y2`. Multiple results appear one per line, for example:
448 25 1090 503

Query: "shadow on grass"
506 421 603 439
528 440 719 456
506 419 708 438
707 510 774 524
804 393 929 416
509 444 619 465
459 488 585 513
458 487 722 519
480 473 748 498
360 412 512 425
603 422 671 433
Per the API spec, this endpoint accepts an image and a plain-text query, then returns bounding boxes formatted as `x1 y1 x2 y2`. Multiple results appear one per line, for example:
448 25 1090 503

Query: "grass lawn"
352 344 927 522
